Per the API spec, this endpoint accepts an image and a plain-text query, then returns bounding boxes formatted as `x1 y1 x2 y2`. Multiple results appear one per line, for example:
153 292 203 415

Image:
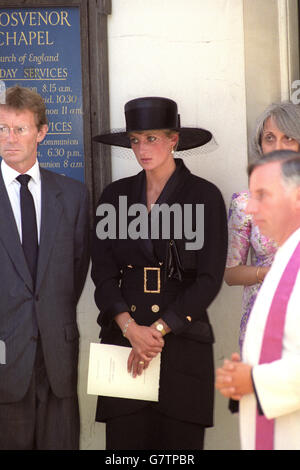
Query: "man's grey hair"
250 101 300 159
248 150 300 189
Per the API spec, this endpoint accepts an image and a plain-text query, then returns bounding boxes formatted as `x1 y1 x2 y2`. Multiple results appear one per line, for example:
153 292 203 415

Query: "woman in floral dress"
225 101 300 351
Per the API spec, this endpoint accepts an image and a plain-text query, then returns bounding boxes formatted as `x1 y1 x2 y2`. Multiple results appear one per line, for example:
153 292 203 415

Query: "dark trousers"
106 407 205 450
0 339 79 450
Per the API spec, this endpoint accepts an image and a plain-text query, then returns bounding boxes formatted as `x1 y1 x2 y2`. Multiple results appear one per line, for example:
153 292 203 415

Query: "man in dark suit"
0 86 90 449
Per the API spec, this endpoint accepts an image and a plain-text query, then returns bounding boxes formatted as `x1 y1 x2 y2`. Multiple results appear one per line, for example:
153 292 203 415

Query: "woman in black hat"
91 97 228 450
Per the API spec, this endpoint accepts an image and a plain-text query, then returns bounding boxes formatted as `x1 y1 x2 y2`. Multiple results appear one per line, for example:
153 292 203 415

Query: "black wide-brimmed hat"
93 97 213 151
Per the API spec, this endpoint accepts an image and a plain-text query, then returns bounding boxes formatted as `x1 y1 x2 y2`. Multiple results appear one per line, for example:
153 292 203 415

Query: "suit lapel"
0 170 33 290
129 170 155 261
35 169 63 292
150 159 191 262
129 159 191 264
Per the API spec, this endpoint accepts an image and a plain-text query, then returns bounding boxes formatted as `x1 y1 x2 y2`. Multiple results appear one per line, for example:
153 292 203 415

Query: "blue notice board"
0 7 85 182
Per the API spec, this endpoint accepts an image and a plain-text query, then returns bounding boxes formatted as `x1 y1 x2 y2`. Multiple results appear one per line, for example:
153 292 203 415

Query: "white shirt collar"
275 226 300 261
1 159 41 186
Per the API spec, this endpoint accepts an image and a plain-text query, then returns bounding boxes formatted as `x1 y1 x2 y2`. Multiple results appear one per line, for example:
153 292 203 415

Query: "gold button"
151 304 160 313
186 316 192 322
130 305 136 312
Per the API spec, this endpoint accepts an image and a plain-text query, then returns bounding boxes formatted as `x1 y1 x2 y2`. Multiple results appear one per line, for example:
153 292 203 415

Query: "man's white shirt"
1 159 41 243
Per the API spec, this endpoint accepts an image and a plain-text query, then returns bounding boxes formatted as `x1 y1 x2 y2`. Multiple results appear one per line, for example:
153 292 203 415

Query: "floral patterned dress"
226 192 277 351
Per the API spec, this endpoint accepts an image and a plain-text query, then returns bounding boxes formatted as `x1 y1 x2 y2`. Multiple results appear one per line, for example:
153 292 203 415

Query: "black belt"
121 265 196 294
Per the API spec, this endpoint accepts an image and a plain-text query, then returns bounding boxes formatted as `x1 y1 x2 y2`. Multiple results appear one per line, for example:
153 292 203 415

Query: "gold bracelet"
256 267 263 284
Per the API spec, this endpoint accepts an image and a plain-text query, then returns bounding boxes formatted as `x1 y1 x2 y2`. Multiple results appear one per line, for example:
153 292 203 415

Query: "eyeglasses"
0 125 31 138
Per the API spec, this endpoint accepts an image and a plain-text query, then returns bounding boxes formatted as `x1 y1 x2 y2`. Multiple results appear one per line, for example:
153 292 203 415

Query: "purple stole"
255 241 300 450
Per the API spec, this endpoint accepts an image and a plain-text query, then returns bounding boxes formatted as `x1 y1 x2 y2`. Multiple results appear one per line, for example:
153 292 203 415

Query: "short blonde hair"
4 85 47 130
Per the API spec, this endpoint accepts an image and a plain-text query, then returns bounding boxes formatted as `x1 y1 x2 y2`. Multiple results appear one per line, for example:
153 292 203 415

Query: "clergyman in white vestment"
216 151 300 450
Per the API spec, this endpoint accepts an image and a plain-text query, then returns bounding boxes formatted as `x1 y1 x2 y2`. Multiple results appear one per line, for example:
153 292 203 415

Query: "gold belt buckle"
144 267 161 293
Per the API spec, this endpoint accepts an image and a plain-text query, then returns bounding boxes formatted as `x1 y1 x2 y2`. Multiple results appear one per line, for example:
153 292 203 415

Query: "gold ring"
139 361 145 365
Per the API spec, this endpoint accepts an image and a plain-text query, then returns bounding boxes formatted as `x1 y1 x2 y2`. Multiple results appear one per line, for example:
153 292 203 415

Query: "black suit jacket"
91 159 227 426
0 167 90 403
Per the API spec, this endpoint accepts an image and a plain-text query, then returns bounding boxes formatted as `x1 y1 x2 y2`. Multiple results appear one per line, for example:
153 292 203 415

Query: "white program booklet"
87 343 161 402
